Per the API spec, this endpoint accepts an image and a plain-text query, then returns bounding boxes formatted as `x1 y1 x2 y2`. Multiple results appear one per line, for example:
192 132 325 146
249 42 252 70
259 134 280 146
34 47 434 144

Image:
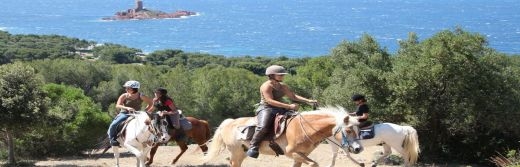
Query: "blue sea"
0 0 519 57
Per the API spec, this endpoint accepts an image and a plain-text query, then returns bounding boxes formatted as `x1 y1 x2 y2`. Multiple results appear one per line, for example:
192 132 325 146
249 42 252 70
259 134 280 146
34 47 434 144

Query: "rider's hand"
307 100 318 106
127 107 136 112
289 104 300 111
158 111 164 117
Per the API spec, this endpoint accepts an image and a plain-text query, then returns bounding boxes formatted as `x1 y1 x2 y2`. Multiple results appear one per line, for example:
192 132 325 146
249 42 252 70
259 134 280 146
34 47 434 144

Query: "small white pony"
112 111 164 167
327 123 420 167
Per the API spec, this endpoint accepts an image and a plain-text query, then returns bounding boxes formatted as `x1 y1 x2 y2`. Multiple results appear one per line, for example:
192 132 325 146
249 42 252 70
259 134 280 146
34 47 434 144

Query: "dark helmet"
155 87 168 95
351 94 365 101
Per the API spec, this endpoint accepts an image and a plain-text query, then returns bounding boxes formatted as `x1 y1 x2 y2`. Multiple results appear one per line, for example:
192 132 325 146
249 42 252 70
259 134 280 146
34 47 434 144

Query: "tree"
388 28 520 162
190 66 262 127
322 34 392 118
17 84 111 157
30 59 113 96
0 62 48 164
145 49 184 66
287 56 335 100
93 44 141 64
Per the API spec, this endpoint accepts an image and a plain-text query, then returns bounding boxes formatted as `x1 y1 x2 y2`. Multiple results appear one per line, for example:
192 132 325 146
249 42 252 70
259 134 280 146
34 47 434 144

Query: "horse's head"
334 115 363 154
138 112 170 145
156 118 171 143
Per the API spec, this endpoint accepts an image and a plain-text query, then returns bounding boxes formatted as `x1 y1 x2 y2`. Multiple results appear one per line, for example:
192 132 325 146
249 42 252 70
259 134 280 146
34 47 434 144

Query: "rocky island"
102 0 196 20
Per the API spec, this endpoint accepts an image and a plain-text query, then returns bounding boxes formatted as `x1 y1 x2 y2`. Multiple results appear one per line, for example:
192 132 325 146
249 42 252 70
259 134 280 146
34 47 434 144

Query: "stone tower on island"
101 0 196 20
135 0 143 12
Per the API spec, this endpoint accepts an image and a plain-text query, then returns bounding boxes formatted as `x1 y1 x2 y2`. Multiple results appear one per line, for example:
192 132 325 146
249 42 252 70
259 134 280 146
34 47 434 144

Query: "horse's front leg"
136 146 151 167
124 141 144 158
326 139 339 167
342 149 365 167
291 152 319 167
124 141 147 167
112 146 120 167
135 156 141 167
371 144 392 167
291 161 303 167
172 140 188 164
145 144 160 166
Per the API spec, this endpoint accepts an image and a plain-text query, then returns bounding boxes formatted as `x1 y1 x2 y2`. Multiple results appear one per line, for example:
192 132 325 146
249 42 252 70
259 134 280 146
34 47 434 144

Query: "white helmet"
123 80 140 89
265 65 288 75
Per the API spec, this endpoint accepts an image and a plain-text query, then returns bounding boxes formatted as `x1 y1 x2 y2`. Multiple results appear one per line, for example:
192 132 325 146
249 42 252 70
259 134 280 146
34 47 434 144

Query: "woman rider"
153 87 185 140
107 80 154 146
246 65 318 158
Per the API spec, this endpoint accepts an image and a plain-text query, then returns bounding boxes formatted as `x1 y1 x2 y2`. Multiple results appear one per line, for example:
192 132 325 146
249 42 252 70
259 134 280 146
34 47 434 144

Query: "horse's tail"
402 126 420 165
200 119 211 141
204 118 234 162
88 135 111 159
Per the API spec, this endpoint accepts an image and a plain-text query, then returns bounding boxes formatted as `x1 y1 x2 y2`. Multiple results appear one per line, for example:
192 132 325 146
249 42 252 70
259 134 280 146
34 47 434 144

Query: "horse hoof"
359 163 365 167
371 164 377 167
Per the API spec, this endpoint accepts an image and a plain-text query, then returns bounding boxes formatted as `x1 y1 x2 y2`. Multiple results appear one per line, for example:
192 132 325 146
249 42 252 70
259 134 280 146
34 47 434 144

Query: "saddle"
161 114 193 131
358 122 375 140
116 113 159 141
238 111 298 156
115 115 137 140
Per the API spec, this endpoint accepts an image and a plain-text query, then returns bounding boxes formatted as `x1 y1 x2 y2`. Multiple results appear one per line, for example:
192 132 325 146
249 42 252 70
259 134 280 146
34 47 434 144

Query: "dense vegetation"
1 29 519 166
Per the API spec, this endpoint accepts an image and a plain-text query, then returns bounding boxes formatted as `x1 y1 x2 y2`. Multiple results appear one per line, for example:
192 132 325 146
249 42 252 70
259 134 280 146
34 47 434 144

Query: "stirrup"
110 139 120 146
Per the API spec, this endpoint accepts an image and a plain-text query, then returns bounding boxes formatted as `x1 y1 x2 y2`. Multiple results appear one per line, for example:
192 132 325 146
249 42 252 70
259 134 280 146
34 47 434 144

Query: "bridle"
332 124 359 150
131 112 164 146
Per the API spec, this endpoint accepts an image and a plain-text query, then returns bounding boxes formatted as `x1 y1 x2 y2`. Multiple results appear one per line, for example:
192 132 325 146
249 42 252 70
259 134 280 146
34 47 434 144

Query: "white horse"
327 123 420 167
112 111 165 167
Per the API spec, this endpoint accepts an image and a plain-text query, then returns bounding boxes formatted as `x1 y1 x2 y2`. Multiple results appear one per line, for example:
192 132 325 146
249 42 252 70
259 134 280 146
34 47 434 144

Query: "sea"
0 0 519 57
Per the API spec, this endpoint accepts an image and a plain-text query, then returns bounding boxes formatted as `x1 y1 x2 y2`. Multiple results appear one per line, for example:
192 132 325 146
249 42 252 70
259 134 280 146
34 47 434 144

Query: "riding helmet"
265 65 288 75
123 80 140 89
351 94 365 101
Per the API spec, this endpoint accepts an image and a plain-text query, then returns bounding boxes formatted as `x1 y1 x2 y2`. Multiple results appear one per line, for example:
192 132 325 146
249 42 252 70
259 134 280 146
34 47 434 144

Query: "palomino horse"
146 116 211 165
205 107 360 167
327 123 420 167
112 111 164 167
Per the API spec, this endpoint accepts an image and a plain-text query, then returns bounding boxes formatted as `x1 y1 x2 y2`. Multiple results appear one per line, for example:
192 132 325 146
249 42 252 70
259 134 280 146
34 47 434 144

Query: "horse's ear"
343 116 349 124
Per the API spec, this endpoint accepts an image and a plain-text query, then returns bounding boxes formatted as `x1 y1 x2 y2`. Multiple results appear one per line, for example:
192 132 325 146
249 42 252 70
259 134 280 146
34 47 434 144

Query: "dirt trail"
35 144 399 167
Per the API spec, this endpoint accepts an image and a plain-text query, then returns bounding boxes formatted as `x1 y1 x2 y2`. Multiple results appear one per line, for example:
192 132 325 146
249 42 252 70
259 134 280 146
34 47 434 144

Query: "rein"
296 113 346 148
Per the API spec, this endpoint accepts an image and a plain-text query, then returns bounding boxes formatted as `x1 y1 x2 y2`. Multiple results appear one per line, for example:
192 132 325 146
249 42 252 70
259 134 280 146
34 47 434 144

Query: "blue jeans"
107 111 129 139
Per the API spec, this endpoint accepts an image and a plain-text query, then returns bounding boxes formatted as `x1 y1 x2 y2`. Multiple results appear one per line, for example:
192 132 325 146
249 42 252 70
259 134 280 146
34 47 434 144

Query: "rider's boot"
108 127 120 146
247 110 272 158
175 126 187 141
109 135 119 146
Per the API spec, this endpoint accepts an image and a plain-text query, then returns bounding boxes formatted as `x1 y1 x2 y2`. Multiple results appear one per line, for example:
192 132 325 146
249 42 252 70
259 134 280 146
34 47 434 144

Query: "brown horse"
204 107 360 167
146 116 211 165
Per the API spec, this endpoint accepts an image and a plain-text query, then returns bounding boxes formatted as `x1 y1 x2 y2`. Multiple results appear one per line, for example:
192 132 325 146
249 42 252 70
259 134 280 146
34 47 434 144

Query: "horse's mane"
131 111 150 118
301 106 350 125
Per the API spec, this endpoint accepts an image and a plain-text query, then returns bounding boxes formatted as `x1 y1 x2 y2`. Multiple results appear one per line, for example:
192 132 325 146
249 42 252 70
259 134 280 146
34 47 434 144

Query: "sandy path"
35 144 398 167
